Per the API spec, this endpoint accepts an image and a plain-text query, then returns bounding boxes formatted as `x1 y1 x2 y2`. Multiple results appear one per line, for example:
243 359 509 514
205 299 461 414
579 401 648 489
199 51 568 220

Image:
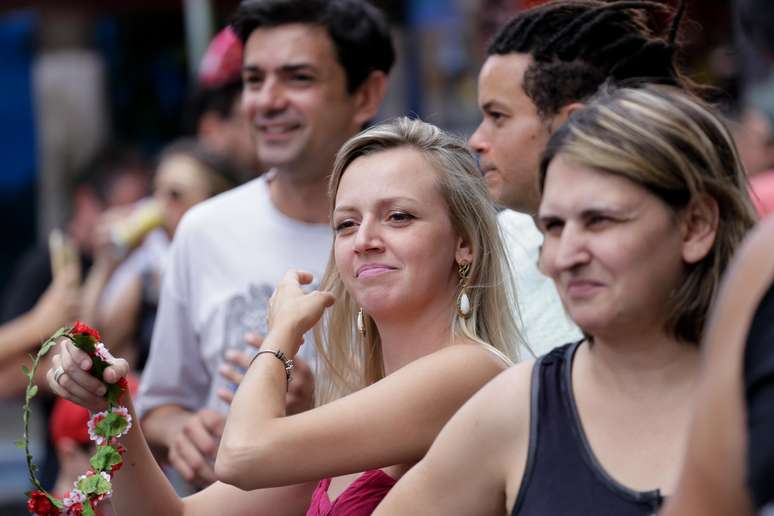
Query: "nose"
468 122 489 156
353 217 384 255
542 223 591 275
244 76 288 116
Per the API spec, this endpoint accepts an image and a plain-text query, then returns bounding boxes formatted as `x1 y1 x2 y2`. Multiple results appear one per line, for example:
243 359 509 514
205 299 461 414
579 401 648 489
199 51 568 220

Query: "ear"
680 194 720 264
454 235 474 266
547 101 584 132
351 70 388 128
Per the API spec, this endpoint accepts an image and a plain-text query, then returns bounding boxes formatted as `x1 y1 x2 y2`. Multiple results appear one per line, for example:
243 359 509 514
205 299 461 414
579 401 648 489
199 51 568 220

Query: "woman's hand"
47 339 130 411
267 270 335 356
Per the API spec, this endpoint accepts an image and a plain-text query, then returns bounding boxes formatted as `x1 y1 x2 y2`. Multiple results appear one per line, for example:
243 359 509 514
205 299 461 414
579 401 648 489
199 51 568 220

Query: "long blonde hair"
314 117 522 405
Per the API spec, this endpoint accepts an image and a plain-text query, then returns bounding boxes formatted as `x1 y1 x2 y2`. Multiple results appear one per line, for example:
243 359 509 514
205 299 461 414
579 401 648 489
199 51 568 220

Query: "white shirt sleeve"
135 219 210 419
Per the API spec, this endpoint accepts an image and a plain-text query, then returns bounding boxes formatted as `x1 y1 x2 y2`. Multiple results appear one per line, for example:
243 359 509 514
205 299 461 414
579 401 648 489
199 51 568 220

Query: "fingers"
168 410 222 486
244 332 264 350
218 361 245 386
282 269 314 286
216 387 235 406
48 352 106 412
103 359 130 384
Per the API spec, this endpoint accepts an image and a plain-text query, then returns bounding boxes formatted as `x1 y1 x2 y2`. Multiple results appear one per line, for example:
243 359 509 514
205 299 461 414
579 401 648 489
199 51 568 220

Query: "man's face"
241 24 362 177
469 53 551 215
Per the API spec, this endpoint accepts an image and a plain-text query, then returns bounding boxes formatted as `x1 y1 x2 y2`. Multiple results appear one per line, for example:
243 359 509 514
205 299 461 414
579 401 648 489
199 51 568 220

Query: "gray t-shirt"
136 177 332 417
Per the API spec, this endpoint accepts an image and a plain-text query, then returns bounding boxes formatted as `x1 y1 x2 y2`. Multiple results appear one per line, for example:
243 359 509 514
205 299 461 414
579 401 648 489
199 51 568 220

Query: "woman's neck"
375 300 457 375
579 329 701 396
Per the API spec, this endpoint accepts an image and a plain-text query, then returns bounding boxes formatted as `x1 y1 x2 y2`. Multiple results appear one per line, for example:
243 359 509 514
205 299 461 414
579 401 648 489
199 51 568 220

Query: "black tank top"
744 279 774 509
511 341 664 515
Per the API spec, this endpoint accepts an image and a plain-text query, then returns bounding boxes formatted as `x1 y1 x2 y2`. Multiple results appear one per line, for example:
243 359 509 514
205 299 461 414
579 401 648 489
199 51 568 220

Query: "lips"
564 279 604 299
255 121 301 141
356 264 396 278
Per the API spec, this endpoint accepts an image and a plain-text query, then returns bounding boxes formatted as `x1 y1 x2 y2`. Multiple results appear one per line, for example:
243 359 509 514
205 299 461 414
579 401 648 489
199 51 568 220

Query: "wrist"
248 349 294 386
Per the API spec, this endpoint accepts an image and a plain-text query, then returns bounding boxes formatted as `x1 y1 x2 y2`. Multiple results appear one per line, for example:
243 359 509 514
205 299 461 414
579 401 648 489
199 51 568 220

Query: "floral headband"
20 322 131 516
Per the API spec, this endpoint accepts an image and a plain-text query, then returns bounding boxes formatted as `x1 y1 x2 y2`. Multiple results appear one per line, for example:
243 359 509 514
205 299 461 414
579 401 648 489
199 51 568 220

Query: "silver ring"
53 366 65 385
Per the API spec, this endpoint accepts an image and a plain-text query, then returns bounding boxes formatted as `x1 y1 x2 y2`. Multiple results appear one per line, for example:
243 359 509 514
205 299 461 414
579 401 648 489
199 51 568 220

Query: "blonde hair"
539 84 758 344
314 117 522 405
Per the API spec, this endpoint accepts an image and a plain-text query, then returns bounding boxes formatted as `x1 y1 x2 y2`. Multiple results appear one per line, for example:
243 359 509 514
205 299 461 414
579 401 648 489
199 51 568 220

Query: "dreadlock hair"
488 0 694 119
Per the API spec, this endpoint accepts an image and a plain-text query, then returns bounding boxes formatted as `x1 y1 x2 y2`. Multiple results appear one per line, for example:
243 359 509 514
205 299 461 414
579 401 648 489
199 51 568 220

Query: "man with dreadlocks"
467 0 693 355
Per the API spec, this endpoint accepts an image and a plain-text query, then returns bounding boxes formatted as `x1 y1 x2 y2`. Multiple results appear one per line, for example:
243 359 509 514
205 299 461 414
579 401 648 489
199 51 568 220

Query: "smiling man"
467 0 694 355
135 0 393 490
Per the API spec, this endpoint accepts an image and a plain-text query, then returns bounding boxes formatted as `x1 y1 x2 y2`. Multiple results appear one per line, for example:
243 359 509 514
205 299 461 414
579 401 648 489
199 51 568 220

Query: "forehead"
243 23 340 72
540 156 651 213
478 53 534 108
335 147 443 205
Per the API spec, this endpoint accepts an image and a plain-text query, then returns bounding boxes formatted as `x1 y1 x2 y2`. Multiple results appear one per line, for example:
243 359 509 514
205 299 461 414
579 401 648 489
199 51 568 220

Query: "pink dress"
305 470 397 516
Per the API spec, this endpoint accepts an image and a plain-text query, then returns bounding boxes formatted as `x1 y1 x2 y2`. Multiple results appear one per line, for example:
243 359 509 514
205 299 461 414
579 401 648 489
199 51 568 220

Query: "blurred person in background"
0 145 149 394
98 140 242 372
185 26 264 180
0 145 148 491
135 0 393 491
733 76 774 217
466 0 697 355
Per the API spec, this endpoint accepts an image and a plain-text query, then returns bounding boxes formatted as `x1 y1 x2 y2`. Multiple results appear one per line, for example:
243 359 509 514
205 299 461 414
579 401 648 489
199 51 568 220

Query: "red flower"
68 502 84 515
110 458 124 475
26 490 57 515
71 321 101 342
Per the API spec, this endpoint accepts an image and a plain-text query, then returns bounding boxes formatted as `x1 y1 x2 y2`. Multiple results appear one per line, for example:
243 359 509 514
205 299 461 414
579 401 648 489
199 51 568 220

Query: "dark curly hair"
232 0 395 93
489 0 694 119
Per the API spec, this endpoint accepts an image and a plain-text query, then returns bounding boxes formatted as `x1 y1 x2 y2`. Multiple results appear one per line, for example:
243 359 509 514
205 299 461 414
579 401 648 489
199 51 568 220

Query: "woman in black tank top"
376 86 758 515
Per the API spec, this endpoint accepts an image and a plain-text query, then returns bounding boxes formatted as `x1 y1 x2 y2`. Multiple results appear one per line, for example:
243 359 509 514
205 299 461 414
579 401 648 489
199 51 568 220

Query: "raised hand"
267 270 335 355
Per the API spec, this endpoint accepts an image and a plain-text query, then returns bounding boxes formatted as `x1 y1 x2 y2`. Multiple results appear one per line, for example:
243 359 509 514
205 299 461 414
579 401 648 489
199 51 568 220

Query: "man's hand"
217 332 315 414
167 408 225 488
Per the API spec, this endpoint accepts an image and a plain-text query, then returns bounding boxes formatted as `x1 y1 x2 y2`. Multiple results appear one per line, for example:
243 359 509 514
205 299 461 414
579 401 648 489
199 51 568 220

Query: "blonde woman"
376 86 758 515
47 117 522 515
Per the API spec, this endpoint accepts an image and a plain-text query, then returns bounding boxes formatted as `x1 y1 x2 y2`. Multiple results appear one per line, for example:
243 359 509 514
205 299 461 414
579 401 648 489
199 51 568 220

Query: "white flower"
94 342 116 363
87 410 109 445
111 406 132 438
63 488 86 507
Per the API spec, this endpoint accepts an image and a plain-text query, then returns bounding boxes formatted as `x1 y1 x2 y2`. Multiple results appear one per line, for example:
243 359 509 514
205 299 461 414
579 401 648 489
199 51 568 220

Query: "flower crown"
19 322 131 516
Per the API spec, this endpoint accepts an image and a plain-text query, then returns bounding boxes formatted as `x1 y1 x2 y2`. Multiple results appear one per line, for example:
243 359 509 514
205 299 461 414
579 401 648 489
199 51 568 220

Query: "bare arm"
48 340 315 516
216 269 508 490
375 361 533 516
661 219 774 516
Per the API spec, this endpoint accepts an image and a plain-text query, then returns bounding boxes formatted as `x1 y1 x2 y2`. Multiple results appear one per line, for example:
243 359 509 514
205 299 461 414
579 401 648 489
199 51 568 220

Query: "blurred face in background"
153 154 212 236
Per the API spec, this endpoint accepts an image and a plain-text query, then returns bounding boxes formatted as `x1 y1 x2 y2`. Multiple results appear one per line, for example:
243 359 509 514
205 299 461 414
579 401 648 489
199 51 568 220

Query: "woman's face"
153 154 212 236
537 156 688 338
333 147 468 321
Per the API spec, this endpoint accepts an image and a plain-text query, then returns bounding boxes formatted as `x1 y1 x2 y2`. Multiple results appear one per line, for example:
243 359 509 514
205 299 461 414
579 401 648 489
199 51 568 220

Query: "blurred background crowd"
0 0 773 513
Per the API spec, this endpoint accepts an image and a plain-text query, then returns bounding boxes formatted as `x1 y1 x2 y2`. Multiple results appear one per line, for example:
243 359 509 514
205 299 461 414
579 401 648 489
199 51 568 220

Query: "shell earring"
357 308 366 337
456 262 472 319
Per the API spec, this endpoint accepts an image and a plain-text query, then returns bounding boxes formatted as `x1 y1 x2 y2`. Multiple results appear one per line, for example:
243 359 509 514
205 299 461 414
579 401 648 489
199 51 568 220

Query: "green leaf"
105 383 123 406
14 438 25 449
21 365 29 376
95 412 127 438
76 472 111 496
27 385 38 399
82 502 96 516
90 445 122 472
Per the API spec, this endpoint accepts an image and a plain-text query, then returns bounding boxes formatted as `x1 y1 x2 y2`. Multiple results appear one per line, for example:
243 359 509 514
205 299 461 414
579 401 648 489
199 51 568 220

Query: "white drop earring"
456 262 472 319
357 308 366 337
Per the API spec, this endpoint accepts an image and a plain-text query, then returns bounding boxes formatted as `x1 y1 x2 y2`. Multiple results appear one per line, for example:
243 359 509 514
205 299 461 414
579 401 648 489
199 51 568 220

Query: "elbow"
215 440 277 490
214 444 254 490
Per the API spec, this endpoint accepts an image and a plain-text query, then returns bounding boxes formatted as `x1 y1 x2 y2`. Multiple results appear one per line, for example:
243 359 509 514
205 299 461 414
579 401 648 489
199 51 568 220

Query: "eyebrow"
242 63 319 74
333 196 420 214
